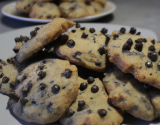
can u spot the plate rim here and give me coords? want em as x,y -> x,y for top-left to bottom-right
1,1 -> 116,23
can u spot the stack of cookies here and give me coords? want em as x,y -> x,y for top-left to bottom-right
16,0 -> 106,19
0,18 -> 160,125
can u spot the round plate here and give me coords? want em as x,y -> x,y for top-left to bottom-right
1,1 -> 116,23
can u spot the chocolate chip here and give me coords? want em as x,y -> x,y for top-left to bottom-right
145,61 -> 153,68
127,38 -> 133,46
0,84 -> 2,88
32,100 -> 36,104
39,83 -> 47,90
105,34 -> 110,45
20,99 -> 28,106
35,27 -> 40,31
91,85 -> 99,93
13,48 -> 19,53
129,27 -> 136,34
148,52 -> 158,62
98,109 -> 107,117
87,77 -> 94,84
0,65 -> 2,69
61,69 -> 72,78
81,32 -> 88,39
90,28 -> 95,33
85,1 -> 91,5
0,73 -> 4,78
135,38 -> 143,43
76,23 -> 80,28
38,71 -> 46,79
136,32 -> 141,35
95,61 -> 101,66
148,45 -> 155,51
38,64 -> 44,70
67,39 -> 75,48
113,34 -> 118,40
37,2 -> 44,7
101,28 -> 108,35
143,38 -> 147,43
71,30 -> 76,33
21,36 -> 29,42
67,109 -> 75,117
151,39 -> 155,45
2,76 -> 9,83
47,15 -> 52,19
14,37 -> 20,42
78,100 -> 85,108
22,82 -> 32,93
134,43 -> 143,52
80,82 -> 88,91
87,110 -> 92,114
158,51 -> 160,55
80,27 -> 85,30
46,102 -> 54,113
120,27 -> 126,34
122,43 -> 131,51
98,46 -> 105,55
70,6 -> 75,11
30,30 -> 37,39
52,84 -> 60,94
73,51 -> 82,61
10,82 -> 15,89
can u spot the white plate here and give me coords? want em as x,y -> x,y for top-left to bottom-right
0,23 -> 159,125
1,1 -> 116,23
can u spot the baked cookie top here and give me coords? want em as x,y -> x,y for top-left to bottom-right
0,59 -> 18,96
56,25 -> 109,72
12,59 -> 78,124
107,27 -> 160,89
16,18 -> 75,63
60,77 -> 123,125
29,2 -> 60,19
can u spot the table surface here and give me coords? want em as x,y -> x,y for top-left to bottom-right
0,0 -> 160,40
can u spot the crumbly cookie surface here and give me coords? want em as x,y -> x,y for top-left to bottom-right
108,28 -> 160,89
29,2 -> 60,19
16,18 -> 75,63
12,59 -> 78,124
60,77 -> 123,125
103,69 -> 160,121
0,59 -> 18,96
56,25 -> 109,72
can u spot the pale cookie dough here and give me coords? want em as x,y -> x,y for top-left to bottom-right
107,27 -> 160,89
11,59 -> 78,124
60,77 -> 123,125
16,18 -> 75,63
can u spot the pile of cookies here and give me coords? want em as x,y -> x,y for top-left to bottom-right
0,18 -> 160,125
16,0 -> 106,19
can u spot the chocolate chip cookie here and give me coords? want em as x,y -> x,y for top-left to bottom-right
103,69 -> 159,121
16,18 -> 75,63
0,59 -> 18,96
107,27 -> 160,89
60,77 -> 123,125
16,0 -> 36,14
11,59 -> 78,124
29,2 -> 60,19
56,25 -> 109,72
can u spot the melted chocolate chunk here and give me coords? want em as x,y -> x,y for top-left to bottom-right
10,82 -> 15,89
136,32 -> 141,35
80,82 -> 88,91
101,28 -> 108,35
21,36 -> 29,42
67,109 -> 75,117
39,83 -> 47,90
30,30 -> 37,39
129,27 -> 136,34
127,38 -> 133,46
98,109 -> 107,117
135,38 -> 143,43
87,77 -> 94,84
22,82 -> 32,93
120,27 -> 126,34
20,99 -> 28,106
145,61 -> 153,68
122,43 -> 131,51
95,61 -> 101,66
148,45 -> 155,51
134,43 -> 143,52
0,73 -> 4,78
148,52 -> 158,62
98,46 -> 105,55
81,32 -> 88,39
76,23 -> 80,28
14,37 -> 20,43
80,27 -> 85,30
91,85 -> 99,93
61,69 -> 72,78
13,48 -> 19,53
52,84 -> 60,94
78,100 -> 85,108
2,76 -> 9,83
73,51 -> 82,61
38,71 -> 46,79
67,39 -> 75,48
71,29 -> 76,33
90,28 -> 95,33
151,39 -> 155,45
